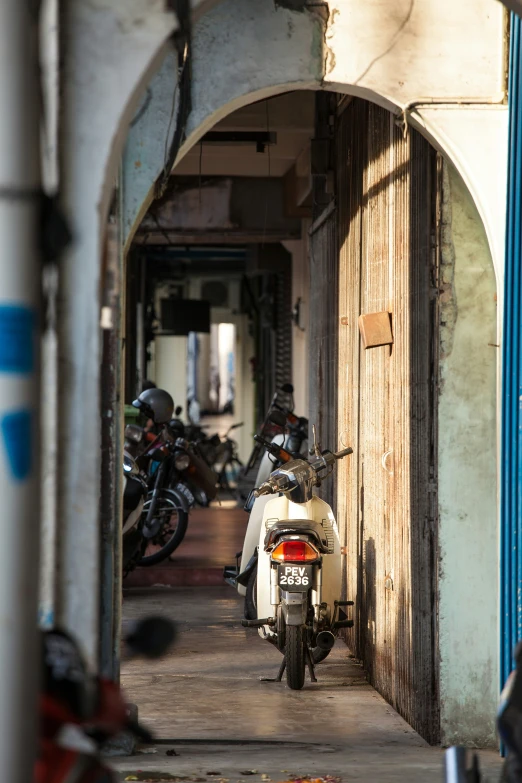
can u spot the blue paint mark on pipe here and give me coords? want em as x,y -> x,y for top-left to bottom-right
37,608 -> 54,629
0,410 -> 32,481
502,13 -> 522,690
0,305 -> 34,374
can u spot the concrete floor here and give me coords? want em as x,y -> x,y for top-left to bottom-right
115,586 -> 503,782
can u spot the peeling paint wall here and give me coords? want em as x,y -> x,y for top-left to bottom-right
438,162 -> 498,746
120,0 -> 507,284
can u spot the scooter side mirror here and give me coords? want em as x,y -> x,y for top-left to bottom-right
124,617 -> 177,659
269,410 -> 287,428
175,406 -> 183,416
125,424 -> 144,444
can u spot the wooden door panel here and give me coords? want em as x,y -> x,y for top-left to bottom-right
334,98 -> 439,742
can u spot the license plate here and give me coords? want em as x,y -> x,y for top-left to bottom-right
277,564 -> 313,591
175,482 -> 194,506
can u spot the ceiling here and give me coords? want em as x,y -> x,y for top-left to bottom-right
173,91 -> 315,179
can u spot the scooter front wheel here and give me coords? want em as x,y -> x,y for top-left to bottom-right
286,625 -> 306,690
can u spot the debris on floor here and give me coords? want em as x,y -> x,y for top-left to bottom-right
125,776 -> 206,782
279,777 -> 341,783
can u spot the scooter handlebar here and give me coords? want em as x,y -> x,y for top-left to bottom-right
334,447 -> 353,459
254,482 -> 274,498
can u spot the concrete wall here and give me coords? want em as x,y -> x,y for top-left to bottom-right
120,0 -> 507,298
437,162 -> 498,746
154,336 -> 188,409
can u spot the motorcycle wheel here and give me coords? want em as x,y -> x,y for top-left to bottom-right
136,493 -> 189,566
246,563 -> 331,663
244,568 -> 257,621
286,625 -> 306,690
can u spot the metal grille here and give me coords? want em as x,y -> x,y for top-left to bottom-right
308,203 -> 339,514
275,266 -> 293,390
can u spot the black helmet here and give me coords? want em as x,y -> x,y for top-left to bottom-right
132,388 -> 174,425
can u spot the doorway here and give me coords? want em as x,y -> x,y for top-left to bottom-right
120,88 -> 497,752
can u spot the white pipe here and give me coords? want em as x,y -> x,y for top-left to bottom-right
38,0 -> 59,631
0,1 -> 42,779
55,2 -> 101,669
39,267 -> 58,628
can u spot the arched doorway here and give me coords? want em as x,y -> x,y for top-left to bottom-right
121,85 -> 497,747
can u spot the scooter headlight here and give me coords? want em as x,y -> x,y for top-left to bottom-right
271,540 -> 319,563
174,452 -> 191,471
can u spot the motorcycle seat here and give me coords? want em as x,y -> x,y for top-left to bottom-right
264,519 -> 334,554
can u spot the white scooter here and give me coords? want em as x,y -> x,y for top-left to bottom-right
240,429 -> 353,690
224,410 -> 309,613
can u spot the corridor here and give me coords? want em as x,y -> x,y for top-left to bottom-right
116,587 -> 502,782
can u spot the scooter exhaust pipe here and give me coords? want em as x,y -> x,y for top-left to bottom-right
316,631 -> 335,651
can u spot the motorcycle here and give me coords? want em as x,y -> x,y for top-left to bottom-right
36,616 -> 176,783
213,421 -> 244,496
239,427 -> 353,690
122,450 -> 148,574
134,428 -> 218,566
252,408 -> 308,496
237,383 -> 296,500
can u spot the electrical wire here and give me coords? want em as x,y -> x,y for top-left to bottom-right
151,211 -> 175,246
262,100 -> 272,247
155,0 -> 192,199
198,141 -> 203,212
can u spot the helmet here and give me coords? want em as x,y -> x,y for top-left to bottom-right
132,388 -> 174,425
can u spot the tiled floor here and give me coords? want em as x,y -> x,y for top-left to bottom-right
123,506 -> 248,587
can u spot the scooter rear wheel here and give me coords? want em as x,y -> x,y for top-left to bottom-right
286,625 -> 306,690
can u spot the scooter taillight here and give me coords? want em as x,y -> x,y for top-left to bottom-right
271,540 -> 319,563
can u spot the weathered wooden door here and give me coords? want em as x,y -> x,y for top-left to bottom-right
309,202 -> 338,512
335,99 -> 439,742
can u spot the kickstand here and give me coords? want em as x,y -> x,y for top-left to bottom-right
276,656 -> 287,682
260,656 -> 286,683
305,646 -> 317,683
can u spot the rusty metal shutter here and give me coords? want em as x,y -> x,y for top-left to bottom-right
275,264 -> 293,391
335,99 -> 439,742
309,202 -> 338,512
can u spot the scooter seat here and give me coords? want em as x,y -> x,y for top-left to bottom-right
264,519 -> 334,554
